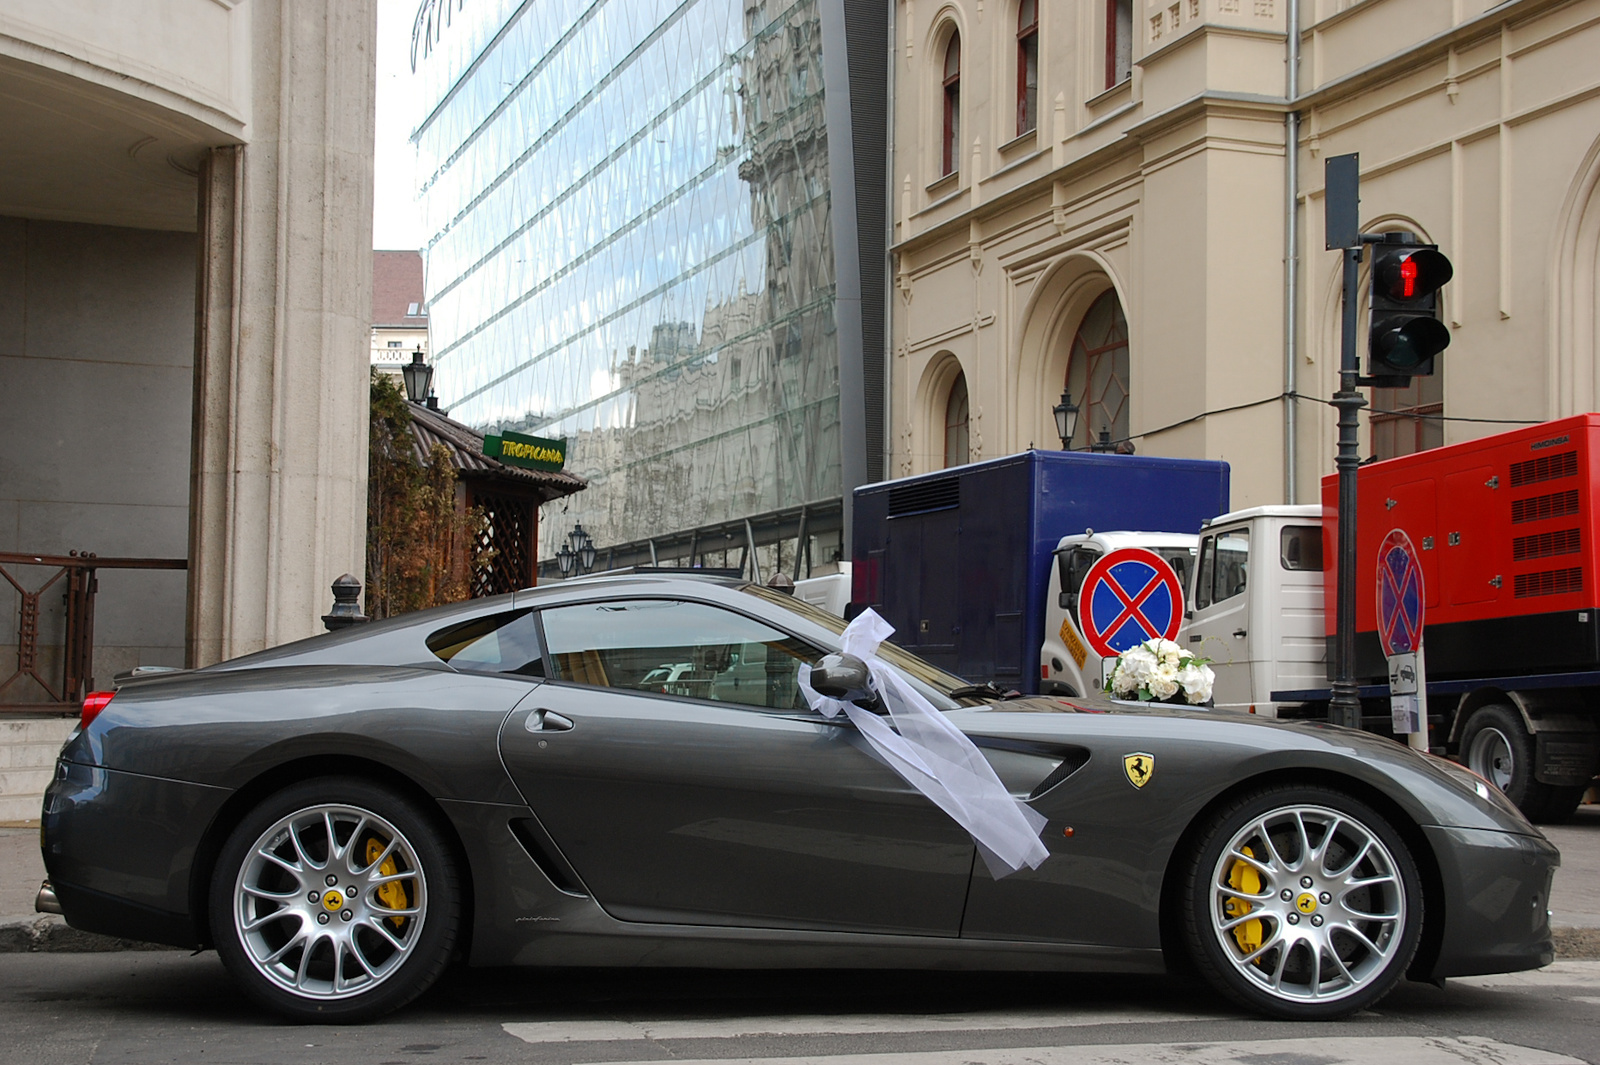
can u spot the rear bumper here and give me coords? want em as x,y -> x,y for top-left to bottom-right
1423,824 -> 1558,979
41,759 -> 229,949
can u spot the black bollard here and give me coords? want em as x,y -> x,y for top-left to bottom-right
322,573 -> 370,631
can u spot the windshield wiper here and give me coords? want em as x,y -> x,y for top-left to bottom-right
947,682 -> 1023,701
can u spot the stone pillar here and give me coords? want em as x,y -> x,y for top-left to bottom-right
187,0 -> 376,667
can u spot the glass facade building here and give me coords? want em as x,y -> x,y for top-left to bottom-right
410,0 -> 885,571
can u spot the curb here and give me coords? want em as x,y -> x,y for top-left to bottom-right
0,914 -> 179,954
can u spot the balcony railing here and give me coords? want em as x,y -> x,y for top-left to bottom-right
0,552 -> 187,715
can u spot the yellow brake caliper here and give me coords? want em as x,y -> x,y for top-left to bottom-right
366,837 -> 408,929
1224,845 -> 1264,956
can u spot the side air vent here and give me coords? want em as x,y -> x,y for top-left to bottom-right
1510,450 -> 1578,487
1513,528 -> 1581,561
1514,567 -> 1583,599
1511,489 -> 1580,524
888,477 -> 960,518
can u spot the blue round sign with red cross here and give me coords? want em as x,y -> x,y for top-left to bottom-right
1077,548 -> 1185,659
1377,529 -> 1425,656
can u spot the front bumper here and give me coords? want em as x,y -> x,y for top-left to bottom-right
1423,824 -> 1558,979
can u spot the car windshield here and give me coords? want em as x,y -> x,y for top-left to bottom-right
741,583 -> 984,708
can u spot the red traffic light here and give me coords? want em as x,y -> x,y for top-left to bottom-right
1374,247 -> 1452,302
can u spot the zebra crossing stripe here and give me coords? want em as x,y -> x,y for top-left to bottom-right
563,1036 -> 1581,1065
503,1005 -> 1225,1044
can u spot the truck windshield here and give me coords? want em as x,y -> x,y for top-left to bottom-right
1156,547 -> 1194,592
741,584 -> 977,708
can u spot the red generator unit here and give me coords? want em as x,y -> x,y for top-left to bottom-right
1321,413 -> 1600,683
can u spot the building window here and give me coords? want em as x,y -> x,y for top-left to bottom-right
1106,0 -> 1132,90
942,32 -> 961,176
1063,290 -> 1130,450
387,340 -> 404,348
1017,0 -> 1038,136
944,371 -> 970,467
1370,375 -> 1443,460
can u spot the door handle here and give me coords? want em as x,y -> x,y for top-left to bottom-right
1232,629 -> 1247,638
526,709 -> 574,732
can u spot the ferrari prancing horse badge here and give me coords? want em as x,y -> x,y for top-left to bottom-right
1123,752 -> 1155,789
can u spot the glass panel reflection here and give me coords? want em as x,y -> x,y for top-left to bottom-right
413,0 -> 842,557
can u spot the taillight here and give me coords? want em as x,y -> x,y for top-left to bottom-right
81,690 -> 116,729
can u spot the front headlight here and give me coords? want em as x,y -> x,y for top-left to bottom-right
1421,750 -> 1531,824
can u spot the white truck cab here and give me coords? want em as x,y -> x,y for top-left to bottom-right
1040,531 -> 1199,697
1183,504 -> 1325,715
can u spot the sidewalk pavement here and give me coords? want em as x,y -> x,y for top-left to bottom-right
5,810 -> 1600,955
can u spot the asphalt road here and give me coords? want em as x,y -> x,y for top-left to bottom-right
5,952 -> 1600,1065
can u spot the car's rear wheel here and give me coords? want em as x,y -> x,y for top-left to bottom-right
209,777 -> 459,1023
1182,785 -> 1422,1020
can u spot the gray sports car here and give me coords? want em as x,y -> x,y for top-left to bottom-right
39,575 -> 1557,1023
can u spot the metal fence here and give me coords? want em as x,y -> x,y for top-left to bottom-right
0,552 -> 187,715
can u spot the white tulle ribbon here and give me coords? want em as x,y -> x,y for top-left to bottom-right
797,608 -> 1050,879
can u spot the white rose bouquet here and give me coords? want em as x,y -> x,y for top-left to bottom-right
1104,638 -> 1214,706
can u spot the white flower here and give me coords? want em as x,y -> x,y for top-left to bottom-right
1148,672 -> 1179,700
1177,661 -> 1215,704
1111,666 -> 1139,696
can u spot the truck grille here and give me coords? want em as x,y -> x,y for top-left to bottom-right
1510,449 -> 1578,487
1513,527 -> 1582,561
1514,567 -> 1584,598
1511,489 -> 1580,524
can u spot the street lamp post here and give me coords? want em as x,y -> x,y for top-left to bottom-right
400,347 -> 433,404
1052,391 -> 1080,450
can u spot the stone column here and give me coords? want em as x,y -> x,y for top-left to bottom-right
188,0 -> 376,667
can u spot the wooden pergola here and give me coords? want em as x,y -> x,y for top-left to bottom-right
405,402 -> 587,595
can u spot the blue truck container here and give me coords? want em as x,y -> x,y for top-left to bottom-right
851,450 -> 1231,693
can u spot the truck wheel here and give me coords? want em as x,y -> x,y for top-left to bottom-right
1459,704 -> 1580,823
1181,784 -> 1422,1019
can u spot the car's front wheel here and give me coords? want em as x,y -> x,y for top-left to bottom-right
1182,785 -> 1423,1020
209,777 -> 460,1022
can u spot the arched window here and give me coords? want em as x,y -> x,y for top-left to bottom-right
1370,372 -> 1443,459
944,372 -> 970,467
942,33 -> 961,176
1063,290 -> 1129,450
1017,0 -> 1038,136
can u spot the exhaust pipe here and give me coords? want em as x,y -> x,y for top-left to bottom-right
35,880 -> 63,915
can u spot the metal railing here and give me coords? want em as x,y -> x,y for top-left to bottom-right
0,552 -> 188,715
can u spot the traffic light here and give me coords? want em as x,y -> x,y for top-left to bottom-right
1367,236 -> 1453,381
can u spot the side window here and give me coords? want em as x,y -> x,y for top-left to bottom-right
1056,547 -> 1101,609
539,599 -> 822,711
1196,529 -> 1250,609
427,610 -> 546,677
1157,547 -> 1194,598
1280,525 -> 1324,571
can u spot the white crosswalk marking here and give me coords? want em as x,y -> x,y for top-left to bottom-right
503,1005 -> 1227,1044
564,1036 -> 1582,1065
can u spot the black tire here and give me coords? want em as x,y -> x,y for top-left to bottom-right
209,777 -> 460,1023
1459,704 -> 1581,823
1181,784 -> 1423,1020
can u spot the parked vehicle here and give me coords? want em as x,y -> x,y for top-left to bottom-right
852,450 -> 1230,693
1039,530 -> 1199,697
41,575 -> 1556,1023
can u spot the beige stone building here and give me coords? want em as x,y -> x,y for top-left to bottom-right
0,1 -> 376,819
890,0 -> 1600,508
371,249 -> 430,381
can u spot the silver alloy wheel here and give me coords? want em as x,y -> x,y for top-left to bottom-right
1208,803 -> 1406,1004
232,804 -> 428,1000
1467,726 -> 1516,792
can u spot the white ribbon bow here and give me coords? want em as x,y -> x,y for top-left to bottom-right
798,609 -> 1050,879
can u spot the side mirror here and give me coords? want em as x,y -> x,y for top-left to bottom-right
809,653 -> 877,706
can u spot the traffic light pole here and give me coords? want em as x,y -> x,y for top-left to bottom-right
1329,243 -> 1366,731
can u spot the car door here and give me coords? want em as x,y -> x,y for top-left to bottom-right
1185,526 -> 1253,708
497,596 -> 976,936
